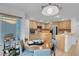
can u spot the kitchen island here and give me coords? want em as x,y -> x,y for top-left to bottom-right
56,32 -> 77,52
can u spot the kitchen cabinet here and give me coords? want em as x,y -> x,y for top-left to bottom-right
37,23 -> 45,29
40,32 -> 52,48
29,20 -> 52,30
62,20 -> 71,29
29,20 -> 37,29
57,20 -> 71,33
57,20 -> 71,29
58,22 -> 63,29
67,21 -> 71,29
41,24 -> 45,29
45,23 -> 51,30
56,34 -> 65,51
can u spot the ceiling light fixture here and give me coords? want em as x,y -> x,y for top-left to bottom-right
41,3 -> 62,16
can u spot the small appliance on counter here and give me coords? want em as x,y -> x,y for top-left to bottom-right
27,39 -> 43,46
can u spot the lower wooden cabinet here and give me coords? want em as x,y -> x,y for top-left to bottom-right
56,34 -> 65,51
40,32 -> 52,48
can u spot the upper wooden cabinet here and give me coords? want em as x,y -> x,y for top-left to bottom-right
66,20 -> 71,29
62,20 -> 71,29
56,22 -> 63,29
56,20 -> 71,33
37,23 -> 45,29
41,24 -> 45,29
44,22 -> 52,30
29,20 -> 37,29
29,20 -> 52,30
57,20 -> 71,30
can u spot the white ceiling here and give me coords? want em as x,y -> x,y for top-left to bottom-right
0,3 -> 79,21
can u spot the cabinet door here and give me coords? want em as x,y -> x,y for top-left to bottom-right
67,21 -> 71,29
63,21 -> 71,29
45,23 -> 51,29
29,21 -> 37,29
58,22 -> 63,29
62,21 -> 66,29
56,35 -> 65,51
